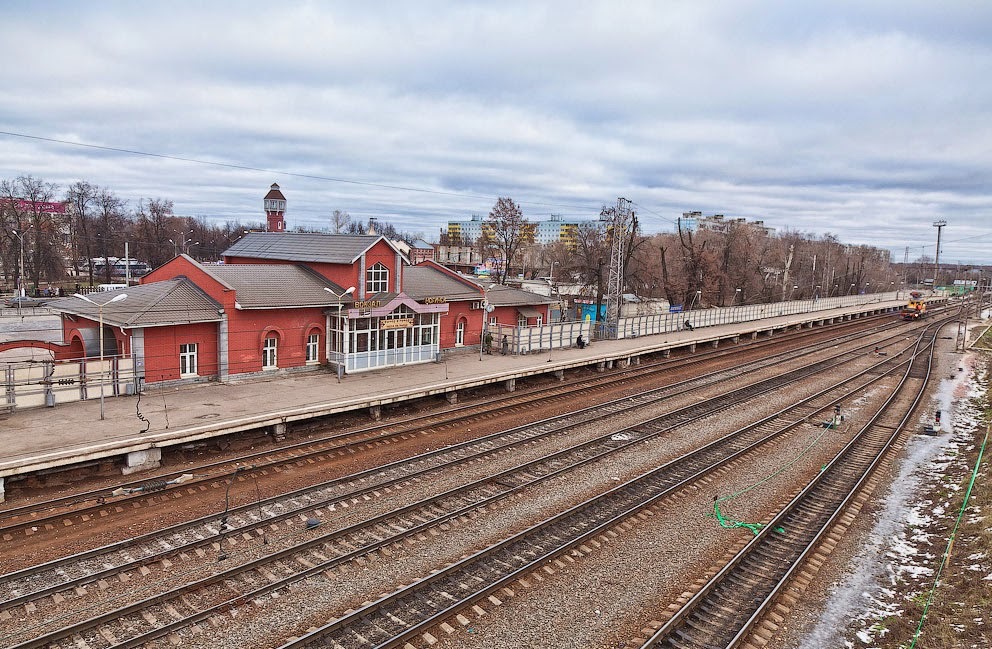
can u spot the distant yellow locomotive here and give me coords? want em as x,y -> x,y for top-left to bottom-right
901,291 -> 927,321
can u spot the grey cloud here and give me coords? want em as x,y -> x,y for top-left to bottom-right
1,1 -> 990,263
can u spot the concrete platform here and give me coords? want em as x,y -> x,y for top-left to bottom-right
0,299 -> 905,501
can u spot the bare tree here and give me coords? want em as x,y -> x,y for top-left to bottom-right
1,175 -> 65,292
66,181 -> 99,282
482,197 -> 534,285
134,198 -> 176,269
330,209 -> 351,234
572,222 -> 610,320
94,189 -> 129,282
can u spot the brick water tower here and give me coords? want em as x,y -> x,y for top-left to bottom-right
264,183 -> 287,232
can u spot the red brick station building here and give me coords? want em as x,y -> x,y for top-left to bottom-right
44,185 -> 555,387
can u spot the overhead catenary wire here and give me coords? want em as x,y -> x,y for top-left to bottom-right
0,130 -> 603,214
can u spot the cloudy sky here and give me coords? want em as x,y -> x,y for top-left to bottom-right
2,1 -> 990,264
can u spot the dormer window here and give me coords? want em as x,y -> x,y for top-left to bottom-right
366,262 -> 389,294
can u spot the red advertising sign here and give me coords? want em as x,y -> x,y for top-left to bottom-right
2,199 -> 68,214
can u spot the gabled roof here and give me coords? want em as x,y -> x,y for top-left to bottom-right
222,232 -> 406,265
402,264 -> 484,301
46,279 -> 223,328
484,283 -> 558,307
198,264 -> 353,309
458,276 -> 557,307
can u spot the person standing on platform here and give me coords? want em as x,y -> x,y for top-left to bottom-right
484,331 -> 493,355
501,335 -> 509,355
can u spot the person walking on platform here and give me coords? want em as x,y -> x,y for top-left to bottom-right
501,335 -> 509,355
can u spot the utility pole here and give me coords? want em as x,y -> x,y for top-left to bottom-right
605,197 -> 633,337
903,246 -> 909,293
932,220 -> 946,289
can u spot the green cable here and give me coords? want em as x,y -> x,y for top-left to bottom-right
709,423 -> 832,535
904,421 -> 990,649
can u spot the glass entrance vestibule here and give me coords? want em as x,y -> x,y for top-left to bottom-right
327,296 -> 448,375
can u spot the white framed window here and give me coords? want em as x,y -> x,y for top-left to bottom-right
179,343 -> 198,377
536,315 -> 543,326
419,324 -> 433,345
366,262 -> 389,294
517,314 -> 528,328
263,336 -> 278,369
305,333 -> 320,364
455,321 -> 465,346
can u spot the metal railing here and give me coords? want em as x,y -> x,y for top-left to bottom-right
2,354 -> 138,412
597,291 -> 902,340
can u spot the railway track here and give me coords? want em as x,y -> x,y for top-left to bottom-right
269,323 -> 942,649
0,319 -> 934,648
0,318 -> 907,625
637,318 -> 946,649
0,313 -> 906,539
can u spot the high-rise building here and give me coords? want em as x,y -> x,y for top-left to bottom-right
446,213 -> 601,249
679,211 -> 776,237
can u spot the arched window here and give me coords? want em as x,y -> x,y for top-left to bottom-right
366,262 -> 389,294
455,319 -> 466,346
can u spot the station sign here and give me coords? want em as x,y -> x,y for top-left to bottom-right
381,318 -> 415,330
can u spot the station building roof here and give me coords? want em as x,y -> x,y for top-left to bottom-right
468,281 -> 558,308
46,279 -> 223,328
402,264 -> 484,301
223,232 -> 406,265
198,264 -> 352,310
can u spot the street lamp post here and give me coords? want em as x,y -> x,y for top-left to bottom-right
324,286 -> 355,382
479,284 -> 495,362
11,226 -> 32,315
169,230 -> 198,256
685,289 -> 701,329
74,292 -> 127,420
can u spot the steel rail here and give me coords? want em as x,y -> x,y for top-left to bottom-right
639,317 -> 947,648
3,326 -> 919,648
0,313 -> 901,530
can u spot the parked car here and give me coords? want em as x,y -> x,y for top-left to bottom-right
4,296 -> 53,308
